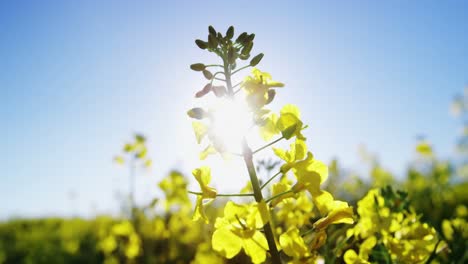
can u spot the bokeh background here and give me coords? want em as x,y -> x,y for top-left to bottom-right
1,1 -> 467,263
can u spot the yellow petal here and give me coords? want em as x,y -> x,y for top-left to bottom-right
212,227 -> 243,259
279,227 -> 309,259
192,121 -> 208,144
243,231 -> 268,264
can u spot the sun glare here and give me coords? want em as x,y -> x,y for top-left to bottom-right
211,98 -> 252,153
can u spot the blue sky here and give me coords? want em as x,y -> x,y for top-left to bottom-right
1,0 -> 467,218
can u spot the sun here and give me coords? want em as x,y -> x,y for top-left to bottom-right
210,97 -> 252,153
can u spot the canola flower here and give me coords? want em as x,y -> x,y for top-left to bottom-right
345,187 -> 440,264
187,25 -> 355,264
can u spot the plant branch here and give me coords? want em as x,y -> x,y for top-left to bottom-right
188,190 -> 254,197
232,81 -> 243,89
231,65 -> 251,75
265,190 -> 294,203
253,136 -> 285,155
205,64 -> 224,68
260,171 -> 282,190
242,138 -> 282,264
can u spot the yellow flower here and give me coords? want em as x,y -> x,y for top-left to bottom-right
212,201 -> 268,264
347,188 -> 439,263
277,104 -> 305,140
158,171 -> 191,211
273,139 -> 307,173
192,166 -> 217,223
242,68 -> 284,109
279,227 -> 316,263
343,236 -> 376,264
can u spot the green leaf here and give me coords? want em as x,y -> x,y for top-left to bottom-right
369,243 -> 392,264
190,63 -> 206,71
226,26 -> 234,39
195,39 -> 208,49
250,53 -> 264,66
203,70 -> 213,80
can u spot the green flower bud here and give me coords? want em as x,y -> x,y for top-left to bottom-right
208,25 -> 216,36
245,33 -> 255,43
250,53 -> 264,66
227,46 -> 237,64
236,32 -> 248,44
265,89 -> 276,105
187,107 -> 207,119
195,84 -> 212,98
208,34 -> 218,49
226,26 -> 234,39
241,42 -> 253,55
190,63 -> 206,71
195,39 -> 208,49
202,70 -> 213,80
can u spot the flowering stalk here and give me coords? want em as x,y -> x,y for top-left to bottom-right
222,49 -> 282,262
242,138 -> 282,263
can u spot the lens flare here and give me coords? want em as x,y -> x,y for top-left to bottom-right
211,98 -> 252,153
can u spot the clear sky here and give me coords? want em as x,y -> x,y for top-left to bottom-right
1,0 -> 467,219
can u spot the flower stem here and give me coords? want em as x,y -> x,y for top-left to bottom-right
231,65 -> 251,75
188,190 -> 254,197
242,138 -> 282,264
260,171 -> 282,190
265,190 -> 294,203
253,136 -> 285,155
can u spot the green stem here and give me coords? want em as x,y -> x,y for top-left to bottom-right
188,190 -> 254,197
242,139 -> 282,264
231,65 -> 250,75
205,64 -> 224,68
261,171 -> 282,190
232,81 -> 243,89
223,59 -> 234,96
300,227 -> 315,237
224,56 -> 281,263
266,190 -> 294,203
253,136 -> 285,155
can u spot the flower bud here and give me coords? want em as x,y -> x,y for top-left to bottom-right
250,53 -> 264,66
202,70 -> 213,80
195,39 -> 208,49
190,63 -> 206,71
187,108 -> 207,119
226,26 -> 234,39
